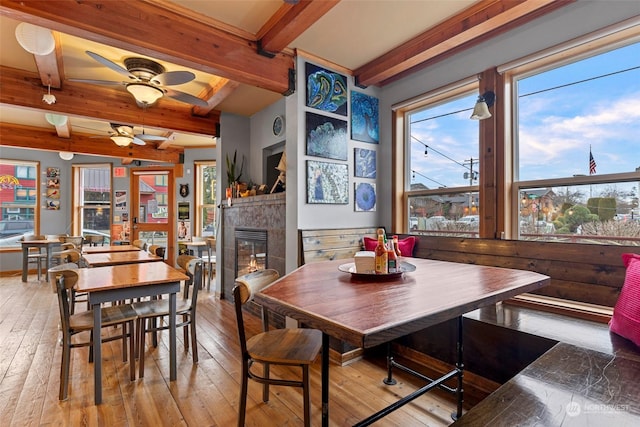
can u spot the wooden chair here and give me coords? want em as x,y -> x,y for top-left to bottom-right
176,254 -> 200,288
132,261 -> 203,378
132,239 -> 147,251
148,244 -> 166,260
233,269 -> 322,427
22,234 -> 48,280
54,269 -> 137,400
84,235 -> 105,246
201,237 -> 216,291
61,235 -> 84,251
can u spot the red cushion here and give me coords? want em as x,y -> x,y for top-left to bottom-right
363,236 -> 416,257
609,253 -> 640,348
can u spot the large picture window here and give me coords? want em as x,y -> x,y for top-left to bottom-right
402,81 -> 481,236
0,159 -> 38,249
195,161 -> 217,237
72,164 -> 112,243
510,38 -> 640,244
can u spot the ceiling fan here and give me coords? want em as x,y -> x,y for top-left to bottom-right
79,122 -> 168,147
70,51 -> 208,108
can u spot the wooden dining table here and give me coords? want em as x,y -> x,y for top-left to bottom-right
82,244 -> 140,254
255,257 -> 550,427
81,250 -> 161,267
20,239 -> 61,282
75,262 -> 189,405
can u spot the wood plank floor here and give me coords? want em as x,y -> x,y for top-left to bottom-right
0,272 -> 456,426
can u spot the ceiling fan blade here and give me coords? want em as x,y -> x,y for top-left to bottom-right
68,78 -> 124,86
151,71 -> 195,86
86,50 -> 137,79
164,88 -> 209,107
137,134 -> 168,141
132,136 -> 146,146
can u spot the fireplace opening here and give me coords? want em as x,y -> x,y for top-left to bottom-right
235,228 -> 267,278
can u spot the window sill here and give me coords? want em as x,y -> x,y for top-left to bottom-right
505,294 -> 613,324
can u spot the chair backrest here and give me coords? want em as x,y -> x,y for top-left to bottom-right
62,236 -> 84,250
232,269 -> 280,353
55,249 -> 81,264
54,269 -> 80,332
46,234 -> 67,242
48,263 -> 79,293
84,235 -> 105,246
148,244 -> 166,259
186,261 -> 203,305
132,239 -> 147,250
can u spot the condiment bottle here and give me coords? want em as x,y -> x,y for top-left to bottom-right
393,235 -> 402,258
387,239 -> 398,273
374,233 -> 388,274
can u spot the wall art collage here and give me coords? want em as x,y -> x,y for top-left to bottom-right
45,167 -> 60,210
304,62 -> 379,211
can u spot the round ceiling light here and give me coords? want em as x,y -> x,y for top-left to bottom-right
15,22 -> 55,56
59,152 -> 74,161
45,113 -> 68,126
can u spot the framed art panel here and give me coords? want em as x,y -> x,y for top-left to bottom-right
305,62 -> 348,116
351,91 -> 379,143
354,147 -> 376,178
354,182 -> 376,212
307,160 -> 349,204
306,112 -> 348,161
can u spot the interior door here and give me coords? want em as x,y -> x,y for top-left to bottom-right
130,168 -> 175,263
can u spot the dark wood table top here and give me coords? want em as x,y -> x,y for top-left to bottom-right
255,257 -> 550,349
75,262 -> 188,293
451,341 -> 640,426
82,244 -> 140,254
81,251 -> 162,267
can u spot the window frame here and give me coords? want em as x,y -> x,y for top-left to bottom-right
72,163 -> 113,239
194,161 -> 217,238
0,158 -> 39,249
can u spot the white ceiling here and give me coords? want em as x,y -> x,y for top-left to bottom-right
0,0 -> 476,149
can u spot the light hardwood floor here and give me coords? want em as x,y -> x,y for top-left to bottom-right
0,271 -> 456,426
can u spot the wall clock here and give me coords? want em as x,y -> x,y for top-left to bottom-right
272,115 -> 285,136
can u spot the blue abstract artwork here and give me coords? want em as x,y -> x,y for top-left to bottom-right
306,63 -> 348,116
307,160 -> 349,204
351,91 -> 379,143
354,182 -> 376,212
354,148 -> 376,178
306,112 -> 348,161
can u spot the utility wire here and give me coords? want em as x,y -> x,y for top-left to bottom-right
411,135 -> 474,172
411,169 -> 447,188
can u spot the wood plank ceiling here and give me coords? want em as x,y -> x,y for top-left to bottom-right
0,0 -> 573,163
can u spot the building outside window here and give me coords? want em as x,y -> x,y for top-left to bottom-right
403,81 -> 481,236
509,36 -> 640,245
0,159 -> 38,248
195,161 -> 217,237
72,164 -> 111,242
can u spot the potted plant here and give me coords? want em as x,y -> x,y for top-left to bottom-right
226,150 -> 245,195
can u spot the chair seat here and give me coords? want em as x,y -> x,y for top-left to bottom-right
69,304 -> 139,331
132,299 -> 191,319
247,328 -> 322,365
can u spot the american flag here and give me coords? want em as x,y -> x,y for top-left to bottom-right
589,149 -> 597,175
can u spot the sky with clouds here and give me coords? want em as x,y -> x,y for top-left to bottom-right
410,40 -> 639,193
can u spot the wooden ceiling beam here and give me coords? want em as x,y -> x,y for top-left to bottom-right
0,66 -> 219,136
192,76 -> 241,116
0,122 -> 182,163
257,0 -> 341,56
354,0 -> 575,87
0,0 -> 294,94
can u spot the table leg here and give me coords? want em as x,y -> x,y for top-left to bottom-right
22,246 -> 28,282
322,332 -> 329,427
453,315 -> 464,420
169,291 -> 177,381
93,302 -> 102,405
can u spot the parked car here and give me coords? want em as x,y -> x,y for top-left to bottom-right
0,220 -> 34,238
409,217 -> 419,230
456,215 -> 479,225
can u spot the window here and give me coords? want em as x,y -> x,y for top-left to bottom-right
0,159 -> 38,248
195,161 -> 217,237
155,175 -> 168,187
72,164 -> 111,242
509,35 -> 640,244
400,80 -> 481,236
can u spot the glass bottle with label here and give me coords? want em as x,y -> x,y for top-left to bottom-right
374,234 -> 388,274
387,239 -> 398,273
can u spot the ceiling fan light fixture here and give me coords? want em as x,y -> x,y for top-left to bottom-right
15,22 -> 55,56
59,151 -> 74,161
45,113 -> 68,126
126,83 -> 163,106
111,135 -> 133,147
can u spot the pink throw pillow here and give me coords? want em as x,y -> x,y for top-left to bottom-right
609,253 -> 640,348
363,236 -> 416,257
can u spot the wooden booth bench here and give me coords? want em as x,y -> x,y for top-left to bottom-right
390,235 -> 640,415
